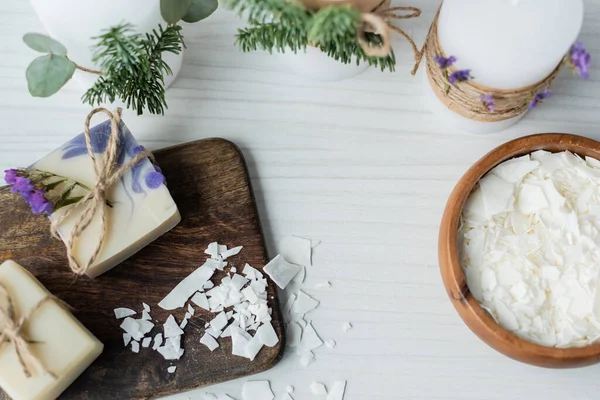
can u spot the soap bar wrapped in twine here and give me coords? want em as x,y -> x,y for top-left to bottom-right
357,0 -> 424,74
50,107 -> 154,275
0,283 -> 57,379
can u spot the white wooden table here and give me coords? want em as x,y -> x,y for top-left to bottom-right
2,1 -> 600,399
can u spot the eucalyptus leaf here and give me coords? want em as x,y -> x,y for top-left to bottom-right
160,0 -> 193,24
26,54 -> 76,97
182,0 -> 218,23
23,33 -> 68,55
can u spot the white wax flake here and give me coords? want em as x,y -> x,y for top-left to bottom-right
242,286 -> 259,304
157,340 -> 184,360
123,333 -> 132,347
142,337 -> 152,348
300,351 -> 315,367
280,235 -> 312,266
141,310 -> 152,321
479,174 -> 514,218
242,381 -> 274,400
143,303 -> 150,312
325,339 -> 336,348
200,333 -> 220,351
293,265 -> 306,284
187,304 -> 195,316
461,151 -> 600,347
310,382 -> 328,395
217,395 -> 236,400
327,381 -> 346,400
164,315 -> 185,338
158,264 -> 215,310
221,246 -> 243,260
342,322 -> 352,332
298,322 -> 323,353
203,394 -> 218,400
153,333 -> 163,350
314,281 -> 331,289
114,307 -> 136,319
286,322 -> 302,347
230,274 -> 249,291
283,395 -> 294,400
167,366 -> 177,374
206,326 -> 222,338
210,312 -> 229,331
232,331 -> 250,358
292,291 -> 319,315
205,242 -> 221,258
256,322 -> 279,347
264,255 -> 300,289
191,292 -> 210,310
242,264 -> 263,280
131,340 -> 140,353
120,317 -> 143,341
180,318 -> 189,329
204,281 -> 215,290
245,335 -> 264,361
286,385 -> 294,393
491,157 -> 539,183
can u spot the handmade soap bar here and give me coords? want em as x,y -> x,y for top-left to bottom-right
34,119 -> 181,278
0,260 -> 103,400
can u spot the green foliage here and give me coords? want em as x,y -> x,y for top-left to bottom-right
82,24 -> 185,115
161,0 -> 193,24
160,0 -> 218,23
226,0 -> 395,71
182,0 -> 219,23
26,54 -> 76,97
23,33 -> 68,55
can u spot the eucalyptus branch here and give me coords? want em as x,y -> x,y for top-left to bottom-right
75,65 -> 103,75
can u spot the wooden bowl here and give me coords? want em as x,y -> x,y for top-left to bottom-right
439,133 -> 600,368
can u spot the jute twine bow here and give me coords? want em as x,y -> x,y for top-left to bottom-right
0,283 -> 57,379
424,7 -> 563,122
50,108 -> 154,275
357,0 -> 423,74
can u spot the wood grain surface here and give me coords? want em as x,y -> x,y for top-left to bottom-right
0,138 -> 284,399
438,134 -> 600,368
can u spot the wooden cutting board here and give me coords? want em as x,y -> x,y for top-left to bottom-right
0,138 -> 284,399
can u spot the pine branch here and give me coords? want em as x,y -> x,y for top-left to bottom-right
227,0 -> 310,25
236,24 -> 308,53
82,24 -> 185,115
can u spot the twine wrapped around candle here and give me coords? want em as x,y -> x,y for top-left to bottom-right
0,283 -> 57,379
50,108 -> 154,275
424,10 -> 563,122
358,0 -> 424,73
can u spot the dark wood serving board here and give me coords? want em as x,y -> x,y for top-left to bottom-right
0,138 -> 284,399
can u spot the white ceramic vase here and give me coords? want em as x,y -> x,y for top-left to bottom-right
279,46 -> 369,81
29,0 -> 184,89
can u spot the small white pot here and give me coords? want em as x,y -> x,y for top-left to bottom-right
29,0 -> 184,89
279,46 -> 369,81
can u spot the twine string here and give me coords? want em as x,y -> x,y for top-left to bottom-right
0,283 -> 57,379
358,0 -> 422,70
50,108 -> 153,275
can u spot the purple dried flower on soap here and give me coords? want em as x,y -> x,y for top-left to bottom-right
27,189 -> 53,215
480,94 -> 495,112
568,41 -> 591,79
11,176 -> 35,197
449,69 -> 472,84
529,88 -> 552,109
4,169 -> 19,185
434,55 -> 456,69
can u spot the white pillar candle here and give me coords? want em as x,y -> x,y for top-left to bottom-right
427,0 -> 584,133
0,260 -> 103,400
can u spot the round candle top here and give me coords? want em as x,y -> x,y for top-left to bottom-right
437,0 -> 584,89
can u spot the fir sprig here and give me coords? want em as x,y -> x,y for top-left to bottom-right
82,24 -> 185,115
226,0 -> 395,71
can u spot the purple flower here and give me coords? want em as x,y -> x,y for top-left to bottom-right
449,69 -> 472,84
569,41 -> 591,79
434,55 -> 456,69
27,190 -> 52,215
4,169 -> 18,185
10,176 -> 34,196
529,88 -> 552,109
480,94 -> 495,112
145,171 -> 165,189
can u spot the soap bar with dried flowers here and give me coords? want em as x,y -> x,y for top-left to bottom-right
4,116 -> 181,278
0,260 -> 103,400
